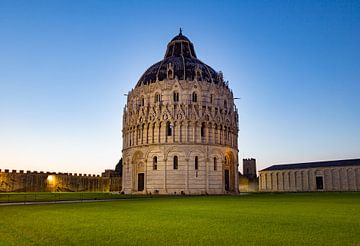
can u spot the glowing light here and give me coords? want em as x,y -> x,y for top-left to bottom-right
47,175 -> 54,182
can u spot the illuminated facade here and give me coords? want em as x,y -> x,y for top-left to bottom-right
122,31 -> 239,194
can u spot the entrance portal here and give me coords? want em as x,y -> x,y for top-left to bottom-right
316,176 -> 323,190
138,173 -> 144,191
224,170 -> 229,191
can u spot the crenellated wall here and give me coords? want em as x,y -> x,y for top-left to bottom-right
0,169 -> 121,192
239,175 -> 259,192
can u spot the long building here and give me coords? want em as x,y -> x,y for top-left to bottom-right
259,158 -> 360,192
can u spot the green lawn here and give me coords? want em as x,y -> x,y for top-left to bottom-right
0,192 -> 135,203
0,193 -> 359,245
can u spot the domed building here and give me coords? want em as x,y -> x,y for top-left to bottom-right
122,30 -> 239,194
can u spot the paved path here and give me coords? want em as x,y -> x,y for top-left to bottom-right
0,193 -> 249,206
0,198 -> 147,206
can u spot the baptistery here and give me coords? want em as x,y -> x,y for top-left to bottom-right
122,30 -> 239,194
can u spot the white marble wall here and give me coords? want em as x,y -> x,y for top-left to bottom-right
259,166 -> 360,192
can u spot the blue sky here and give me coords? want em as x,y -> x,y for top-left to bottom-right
0,0 -> 359,174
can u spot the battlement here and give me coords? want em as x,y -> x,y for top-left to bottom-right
0,169 -> 101,177
0,168 -> 121,193
242,158 -> 257,180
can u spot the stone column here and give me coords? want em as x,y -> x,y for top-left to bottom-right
206,124 -> 210,144
144,159 -> 147,193
231,132 -> 234,147
129,129 -> 132,146
205,157 -> 209,193
131,162 -> 135,193
198,123 -> 202,143
218,126 -> 221,145
309,170 -> 315,191
131,128 -> 133,146
122,131 -> 125,148
263,173 -> 267,191
185,158 -> 189,194
158,123 -> 161,143
208,125 -> 212,144
222,159 -> 225,193
213,125 -> 217,144
234,154 -> 239,194
280,172 -> 284,191
178,122 -> 182,143
222,126 -> 225,145
174,121 -> 178,142
186,122 -> 189,143
171,121 -> 175,143
329,169 -> 334,191
324,169 -> 331,191
151,124 -> 154,144
135,127 -> 138,145
128,129 -> 130,147
163,158 -> 167,193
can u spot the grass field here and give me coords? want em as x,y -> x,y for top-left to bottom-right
0,193 -> 359,245
0,192 -> 135,203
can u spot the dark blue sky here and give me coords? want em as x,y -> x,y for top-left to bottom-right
0,0 -> 359,173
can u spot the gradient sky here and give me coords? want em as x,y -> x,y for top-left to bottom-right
0,0 -> 359,174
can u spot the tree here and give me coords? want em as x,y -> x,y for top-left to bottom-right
115,158 -> 123,177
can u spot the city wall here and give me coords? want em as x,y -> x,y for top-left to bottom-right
238,175 -> 259,192
0,169 -> 121,192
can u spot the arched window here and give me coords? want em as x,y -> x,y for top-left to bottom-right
214,157 -> 217,171
154,93 -> 161,103
173,91 -> 179,102
136,125 -> 140,144
210,94 -> 214,103
168,69 -> 173,79
224,100 -> 227,108
153,156 -> 157,170
195,156 -> 198,170
201,122 -> 206,138
192,92 -> 197,103
166,121 -> 172,136
141,97 -> 145,106
173,156 -> 178,170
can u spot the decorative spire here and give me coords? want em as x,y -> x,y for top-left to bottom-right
179,27 -> 182,35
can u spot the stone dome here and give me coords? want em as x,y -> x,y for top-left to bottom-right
136,30 -> 224,87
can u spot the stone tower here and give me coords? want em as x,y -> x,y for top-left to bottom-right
243,158 -> 257,180
121,31 -> 239,195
